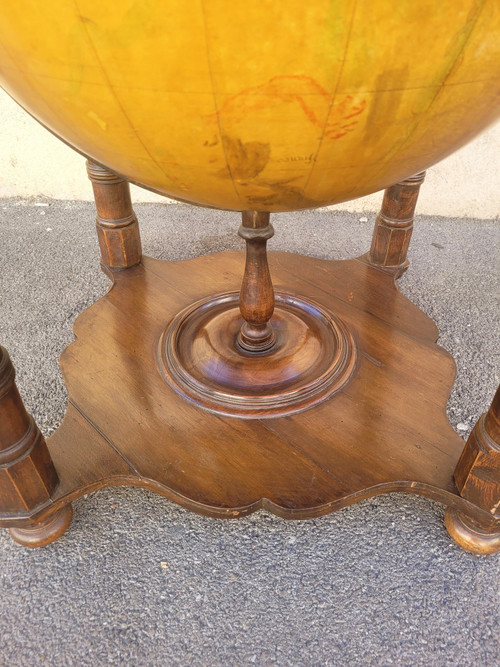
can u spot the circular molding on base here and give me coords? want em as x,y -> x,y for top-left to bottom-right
445,508 -> 500,554
9,504 -> 73,548
158,291 -> 357,418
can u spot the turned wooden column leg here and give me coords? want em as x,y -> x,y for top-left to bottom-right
0,347 -> 72,547
86,160 -> 142,271
237,211 -> 276,353
368,171 -> 426,277
445,386 -> 500,554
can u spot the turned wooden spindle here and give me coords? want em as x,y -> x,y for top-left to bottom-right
86,160 -> 142,270
445,386 -> 500,554
0,346 -> 72,547
369,171 -> 426,276
237,211 -> 276,353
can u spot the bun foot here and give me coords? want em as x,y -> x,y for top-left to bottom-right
9,504 -> 73,548
445,508 -> 500,554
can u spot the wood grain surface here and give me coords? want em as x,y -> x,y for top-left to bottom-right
2,250 -> 496,536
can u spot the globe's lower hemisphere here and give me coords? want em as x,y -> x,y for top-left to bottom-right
1,1 -> 499,211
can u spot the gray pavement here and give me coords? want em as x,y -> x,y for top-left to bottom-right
0,198 -> 499,666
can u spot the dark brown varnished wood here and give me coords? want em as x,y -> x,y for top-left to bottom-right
445,386 -> 500,553
1,251 -> 498,548
0,346 -> 59,511
2,167 -> 498,553
9,504 -> 73,548
157,210 -> 356,417
86,160 -> 142,270
0,345 -> 73,546
157,289 -> 356,417
367,171 -> 426,277
237,211 -> 276,352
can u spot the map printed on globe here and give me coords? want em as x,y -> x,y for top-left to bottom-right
0,1 -> 499,211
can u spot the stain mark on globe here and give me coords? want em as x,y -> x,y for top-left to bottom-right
221,136 -> 271,181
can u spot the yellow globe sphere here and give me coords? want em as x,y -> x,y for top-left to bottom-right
1,1 -> 499,211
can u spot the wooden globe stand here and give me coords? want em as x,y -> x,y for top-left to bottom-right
1,164 -> 499,553
157,210 -> 356,418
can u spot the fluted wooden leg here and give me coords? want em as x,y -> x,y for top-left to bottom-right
368,171 -> 426,277
86,161 -> 142,271
0,346 -> 72,547
445,386 -> 500,554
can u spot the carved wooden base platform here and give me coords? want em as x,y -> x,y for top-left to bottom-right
2,251 -> 499,549
2,168 -> 498,553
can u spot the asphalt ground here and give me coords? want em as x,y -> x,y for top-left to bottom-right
0,198 -> 499,666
